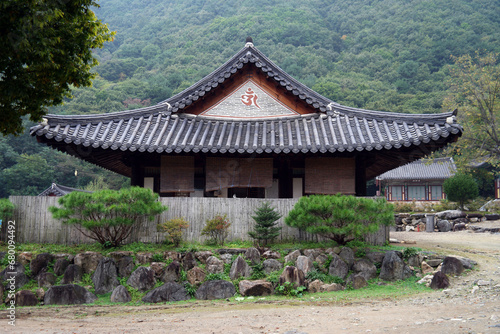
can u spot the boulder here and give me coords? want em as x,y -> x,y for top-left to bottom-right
453,222 -> 467,231
142,282 -> 190,303
307,279 -> 324,293
182,252 -> 198,271
421,261 -> 434,275
150,262 -> 167,278
195,251 -> 213,264
430,271 -> 450,289
61,264 -> 83,284
303,249 -> 321,261
74,252 -> 103,274
161,261 -> 182,283
187,267 -> 206,286
135,252 -> 154,265
127,266 -> 156,292
322,283 -> 343,292
379,251 -> 412,281
15,290 -> 38,307
437,220 -> 452,232
325,247 -> 341,255
284,250 -> 301,264
110,285 -> 132,303
115,256 -> 135,278
92,257 -> 119,295
54,253 -> 74,263
296,256 -> 314,275
279,266 -> 305,288
229,256 -> 252,280
239,280 -> 273,297
206,256 -> 224,274
347,274 -> 368,289
262,259 -> 283,274
441,257 -> 464,276
339,247 -> 355,269
407,254 -> 424,268
195,280 -> 235,300
314,254 -> 329,273
54,258 -> 70,276
352,259 -> 377,281
453,256 -> 476,270
17,252 -> 33,266
30,253 -> 54,277
35,288 -> 45,301
1,262 -> 29,289
164,251 -> 181,262
435,210 -> 465,220
219,254 -> 233,264
262,250 -> 280,259
328,254 -> 349,280
37,272 -> 57,288
244,248 -> 261,265
44,284 -> 97,305
426,257 -> 444,267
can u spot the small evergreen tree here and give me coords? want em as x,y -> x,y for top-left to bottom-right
443,173 -> 479,210
249,202 -> 282,246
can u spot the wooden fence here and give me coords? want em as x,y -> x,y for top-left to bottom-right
6,196 -> 389,246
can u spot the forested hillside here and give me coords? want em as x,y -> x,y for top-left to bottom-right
1,0 -> 499,197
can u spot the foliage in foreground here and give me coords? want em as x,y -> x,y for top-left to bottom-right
49,187 -> 168,247
248,202 -> 282,246
443,173 -> 479,210
285,194 -> 394,245
0,198 -> 15,221
201,214 -> 231,246
158,217 -> 189,247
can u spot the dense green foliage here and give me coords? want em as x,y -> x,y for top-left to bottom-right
49,187 -> 168,247
443,173 -> 480,210
285,195 -> 394,245
2,0 -> 500,196
0,198 -> 15,221
201,214 -> 231,245
248,202 -> 282,246
158,217 -> 189,247
0,0 -> 115,136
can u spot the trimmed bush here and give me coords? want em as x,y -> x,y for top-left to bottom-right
201,214 -> 231,245
443,173 -> 479,210
158,217 -> 189,247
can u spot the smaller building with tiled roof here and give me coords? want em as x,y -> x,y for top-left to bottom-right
38,183 -> 91,197
376,157 -> 456,201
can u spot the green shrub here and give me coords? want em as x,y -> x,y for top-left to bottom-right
275,282 -> 306,297
305,270 -> 344,285
0,198 -> 15,221
201,214 -> 231,246
158,217 -> 189,247
402,247 -> 419,260
285,194 -> 394,245
392,201 -> 415,213
443,174 -> 479,210
49,187 -> 168,247
248,202 -> 282,246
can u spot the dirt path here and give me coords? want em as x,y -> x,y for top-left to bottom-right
5,229 -> 500,334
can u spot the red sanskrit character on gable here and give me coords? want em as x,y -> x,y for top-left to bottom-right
241,87 -> 260,109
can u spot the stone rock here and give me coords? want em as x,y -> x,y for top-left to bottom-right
206,256 -> 224,274
325,247 -> 341,255
142,282 -> 190,303
17,252 -> 33,266
35,288 -> 45,300
347,274 -> 368,289
135,252 -> 154,265
161,261 -> 182,283
182,252 -> 198,271
441,257 -> 464,276
239,280 -> 273,296
430,271 -> 450,289
195,280 -> 235,300
187,267 -> 206,286
296,255 -> 314,275
229,256 -> 252,280
15,290 -> 38,307
328,254 -> 349,280
74,252 -> 103,274
195,251 -> 213,264
379,251 -> 412,281
437,220 -> 452,232
426,258 -> 443,267
262,250 -> 280,259
164,251 -> 181,262
263,259 -> 283,274
453,222 -> 467,231
315,254 -> 329,273
150,262 -> 167,278
303,249 -> 321,261
284,250 -> 301,264
44,284 -> 97,305
477,280 -> 491,286
244,248 -> 261,265
219,254 -> 233,264
127,266 -> 156,292
54,253 -> 74,263
108,251 -> 134,263
407,254 -> 424,268
110,285 -> 132,303
1,262 -> 29,289
307,279 -> 324,293
436,210 -> 465,220
38,272 -> 57,288
117,256 -> 135,278
453,256 -> 476,270
61,264 -> 83,284
30,253 -> 54,277
92,257 -> 119,295
322,283 -> 343,292
339,247 -> 355,269
366,251 -> 386,265
279,266 -> 305,288
54,258 -> 70,277
352,259 -> 377,281
421,261 -> 434,275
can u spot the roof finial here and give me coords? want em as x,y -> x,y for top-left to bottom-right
245,36 -> 254,47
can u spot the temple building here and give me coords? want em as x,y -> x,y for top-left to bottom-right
31,39 -> 462,198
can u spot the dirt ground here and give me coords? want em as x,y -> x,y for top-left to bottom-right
4,223 -> 500,334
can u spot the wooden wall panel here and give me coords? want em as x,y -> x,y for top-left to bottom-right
160,156 -> 195,192
305,157 -> 355,195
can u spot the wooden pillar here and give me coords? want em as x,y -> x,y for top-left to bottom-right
278,158 -> 293,198
130,161 -> 144,187
355,155 -> 367,196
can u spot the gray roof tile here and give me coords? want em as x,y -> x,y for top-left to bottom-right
377,157 -> 457,181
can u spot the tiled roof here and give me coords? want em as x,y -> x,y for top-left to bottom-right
38,183 -> 92,196
376,157 -> 457,181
